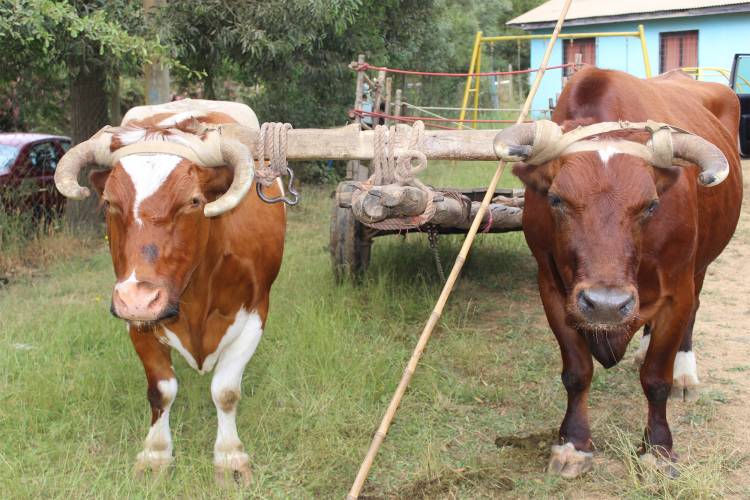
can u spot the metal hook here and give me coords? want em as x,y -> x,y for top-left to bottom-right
256,166 -> 300,206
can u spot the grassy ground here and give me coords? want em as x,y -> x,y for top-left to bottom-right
1,161 -> 748,498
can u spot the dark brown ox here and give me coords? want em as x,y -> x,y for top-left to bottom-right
495,68 -> 742,478
54,99 -> 285,485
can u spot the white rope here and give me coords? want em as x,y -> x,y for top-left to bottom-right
253,122 -> 292,187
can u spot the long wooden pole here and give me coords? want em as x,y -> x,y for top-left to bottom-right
345,1 -> 573,498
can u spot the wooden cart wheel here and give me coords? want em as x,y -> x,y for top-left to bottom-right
330,201 -> 372,282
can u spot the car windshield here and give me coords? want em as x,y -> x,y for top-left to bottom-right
0,144 -> 20,176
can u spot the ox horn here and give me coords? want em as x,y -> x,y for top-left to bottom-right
493,123 -> 537,161
669,134 -> 730,187
54,129 -> 115,199
493,120 -> 564,165
203,133 -> 255,217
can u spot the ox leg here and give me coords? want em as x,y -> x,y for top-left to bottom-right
671,304 -> 700,401
211,309 -> 264,487
537,268 -> 595,478
632,324 -> 651,368
131,327 -> 177,477
639,296 -> 694,477
671,271 -> 705,401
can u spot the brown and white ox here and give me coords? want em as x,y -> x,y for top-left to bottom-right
55,99 -> 285,484
494,68 -> 742,477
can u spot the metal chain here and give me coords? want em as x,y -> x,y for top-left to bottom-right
427,225 -> 446,282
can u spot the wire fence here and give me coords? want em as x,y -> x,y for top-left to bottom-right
351,61 -> 569,130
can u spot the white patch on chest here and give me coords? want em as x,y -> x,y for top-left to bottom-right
120,154 -> 182,225
161,308 -> 262,375
162,326 -> 199,371
202,308 -> 258,373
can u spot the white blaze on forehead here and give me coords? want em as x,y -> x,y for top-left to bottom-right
598,145 -> 621,165
157,111 -> 205,128
120,154 -> 182,225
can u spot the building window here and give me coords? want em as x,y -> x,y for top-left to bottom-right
660,30 -> 698,73
563,38 -> 596,74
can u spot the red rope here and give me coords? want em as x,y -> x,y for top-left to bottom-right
353,109 -> 527,125
352,62 -> 575,77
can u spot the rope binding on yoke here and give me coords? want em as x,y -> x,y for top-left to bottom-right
352,120 -> 440,230
252,122 -> 300,206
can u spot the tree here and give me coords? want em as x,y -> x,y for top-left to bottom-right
0,0 -> 169,227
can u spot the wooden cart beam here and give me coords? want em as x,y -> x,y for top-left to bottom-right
248,124 -> 503,162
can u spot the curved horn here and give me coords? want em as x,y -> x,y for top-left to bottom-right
493,123 -> 537,161
493,120 -> 564,165
670,134 -> 730,187
203,137 -> 255,217
54,131 -> 114,199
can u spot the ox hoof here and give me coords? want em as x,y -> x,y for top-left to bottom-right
639,451 -> 680,479
214,452 -> 252,487
134,451 -> 173,478
547,442 -> 593,479
671,377 -> 700,401
671,351 -> 700,402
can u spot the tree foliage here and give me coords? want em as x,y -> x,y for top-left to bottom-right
0,0 -> 546,133
0,0 -> 166,133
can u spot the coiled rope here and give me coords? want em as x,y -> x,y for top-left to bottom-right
352,121 -> 438,230
253,122 -> 293,187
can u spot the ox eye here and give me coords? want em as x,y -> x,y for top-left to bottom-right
190,197 -> 202,208
548,193 -> 564,210
104,200 -> 120,215
644,199 -> 659,218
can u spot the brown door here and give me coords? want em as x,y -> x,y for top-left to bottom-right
563,38 -> 596,75
660,31 -> 698,73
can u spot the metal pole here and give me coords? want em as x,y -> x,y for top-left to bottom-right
459,31 -> 483,129
481,31 -> 640,43
638,24 -> 652,78
472,47 -> 483,126
345,1 -> 574,498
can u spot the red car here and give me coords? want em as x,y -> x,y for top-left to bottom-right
0,133 -> 71,217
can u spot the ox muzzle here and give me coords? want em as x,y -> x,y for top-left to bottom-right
576,286 -> 637,326
111,277 -> 178,324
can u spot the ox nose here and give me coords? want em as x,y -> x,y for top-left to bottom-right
112,280 -> 169,322
577,287 -> 636,325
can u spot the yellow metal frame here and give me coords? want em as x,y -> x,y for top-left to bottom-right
680,67 -> 750,91
459,24 -> 653,127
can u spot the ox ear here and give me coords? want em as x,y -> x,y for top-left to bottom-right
196,166 -> 234,201
652,165 -> 681,195
88,169 -> 111,197
512,161 -> 559,193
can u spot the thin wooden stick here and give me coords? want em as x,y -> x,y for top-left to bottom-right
345,1 -> 574,498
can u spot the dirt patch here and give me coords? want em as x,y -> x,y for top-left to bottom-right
394,467 -> 514,499
495,429 -> 557,452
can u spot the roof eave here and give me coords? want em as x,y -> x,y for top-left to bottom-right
507,4 -> 750,30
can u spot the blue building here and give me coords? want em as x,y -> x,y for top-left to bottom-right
508,0 -> 750,115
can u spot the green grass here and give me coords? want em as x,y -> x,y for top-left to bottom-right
0,162 -> 746,498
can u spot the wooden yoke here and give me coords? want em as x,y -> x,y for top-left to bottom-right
247,124 -> 502,162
